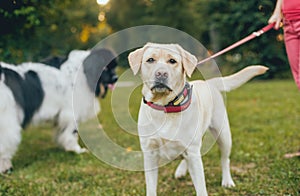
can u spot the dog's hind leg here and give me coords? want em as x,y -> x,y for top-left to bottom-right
174,159 -> 188,179
210,108 -> 235,187
0,85 -> 22,173
0,123 -> 21,173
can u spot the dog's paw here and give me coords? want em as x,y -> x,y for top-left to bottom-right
73,147 -> 88,154
77,147 -> 88,154
174,169 -> 187,179
65,146 -> 88,154
174,160 -> 188,179
0,159 -> 13,174
222,178 -> 235,188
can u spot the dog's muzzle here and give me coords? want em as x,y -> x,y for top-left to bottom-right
151,82 -> 172,93
151,70 -> 172,93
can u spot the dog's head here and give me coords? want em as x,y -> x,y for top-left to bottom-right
128,43 -> 197,103
83,48 -> 118,98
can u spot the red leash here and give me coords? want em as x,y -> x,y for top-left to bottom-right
197,23 -> 275,66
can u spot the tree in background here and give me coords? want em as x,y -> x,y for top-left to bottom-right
194,0 -> 288,78
0,0 -> 110,63
0,0 -> 289,78
106,0 -> 289,78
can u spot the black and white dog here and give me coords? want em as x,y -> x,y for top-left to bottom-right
0,48 -> 118,173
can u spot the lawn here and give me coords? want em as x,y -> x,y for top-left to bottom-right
0,78 -> 299,196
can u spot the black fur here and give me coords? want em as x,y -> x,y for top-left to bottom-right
83,48 -> 118,97
2,68 -> 45,128
40,56 -> 67,69
0,64 -> 2,80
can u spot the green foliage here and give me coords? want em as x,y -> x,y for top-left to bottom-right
0,0 -> 291,78
106,0 -> 289,78
107,0 -> 199,37
0,79 -> 299,195
203,0 -> 288,79
0,0 -> 109,63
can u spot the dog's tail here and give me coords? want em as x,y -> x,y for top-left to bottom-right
207,65 -> 268,92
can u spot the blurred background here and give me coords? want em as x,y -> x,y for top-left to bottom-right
0,0 -> 289,78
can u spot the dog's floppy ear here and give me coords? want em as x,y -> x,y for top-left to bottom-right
128,47 -> 145,75
83,48 -> 116,93
176,45 -> 198,78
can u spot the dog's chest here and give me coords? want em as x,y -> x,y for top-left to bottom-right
139,104 -> 203,145
147,137 -> 186,161
138,95 -> 210,160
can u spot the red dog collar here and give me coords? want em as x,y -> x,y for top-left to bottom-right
143,83 -> 193,113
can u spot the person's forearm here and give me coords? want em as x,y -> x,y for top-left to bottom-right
274,0 -> 283,15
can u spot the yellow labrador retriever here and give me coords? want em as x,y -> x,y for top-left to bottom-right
128,43 -> 268,196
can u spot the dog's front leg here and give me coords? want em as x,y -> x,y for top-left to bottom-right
143,151 -> 159,196
56,111 -> 87,153
185,152 -> 208,196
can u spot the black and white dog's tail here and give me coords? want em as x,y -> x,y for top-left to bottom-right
40,56 -> 67,69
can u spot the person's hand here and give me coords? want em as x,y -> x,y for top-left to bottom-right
268,12 -> 282,30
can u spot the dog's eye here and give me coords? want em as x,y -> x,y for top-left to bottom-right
146,58 -> 155,63
168,59 -> 177,64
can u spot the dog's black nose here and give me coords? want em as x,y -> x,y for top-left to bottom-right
111,75 -> 118,83
155,70 -> 168,80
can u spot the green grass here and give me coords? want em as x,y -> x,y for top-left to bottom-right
1,80 -> 299,195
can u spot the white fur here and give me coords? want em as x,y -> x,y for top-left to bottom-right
129,43 -> 268,196
0,50 -> 99,173
0,80 -> 21,172
61,50 -> 100,122
139,69 -> 267,195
